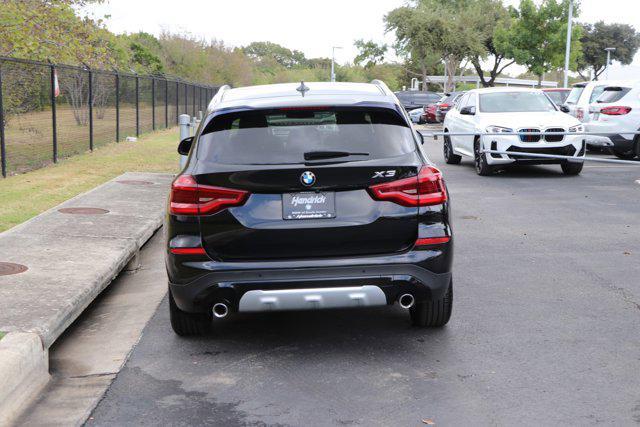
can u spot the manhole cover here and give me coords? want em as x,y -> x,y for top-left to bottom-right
58,207 -> 109,215
0,262 -> 28,276
117,180 -> 153,186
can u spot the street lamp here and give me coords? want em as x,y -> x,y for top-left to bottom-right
331,46 -> 342,82
605,47 -> 616,80
562,0 -> 574,88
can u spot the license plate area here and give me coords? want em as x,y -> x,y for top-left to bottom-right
283,192 -> 336,220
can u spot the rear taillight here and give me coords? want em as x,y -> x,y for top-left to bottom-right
368,166 -> 447,207
170,247 -> 206,255
169,175 -> 249,215
439,103 -> 451,109
600,106 -> 632,115
415,236 -> 450,246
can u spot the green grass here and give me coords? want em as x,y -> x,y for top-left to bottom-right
0,127 -> 179,232
0,332 -> 5,341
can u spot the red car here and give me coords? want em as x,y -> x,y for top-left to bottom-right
424,92 -> 464,123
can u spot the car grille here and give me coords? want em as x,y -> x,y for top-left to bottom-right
544,128 -> 565,142
519,128 -> 541,142
506,145 -> 576,160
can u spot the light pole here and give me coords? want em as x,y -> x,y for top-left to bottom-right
331,46 -> 342,82
605,47 -> 616,80
562,0 -> 574,88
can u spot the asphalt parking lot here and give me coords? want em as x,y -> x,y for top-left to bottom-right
88,137 -> 640,426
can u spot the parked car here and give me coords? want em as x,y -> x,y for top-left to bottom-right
562,80 -> 627,122
166,81 -> 454,335
585,81 -> 640,159
394,90 -> 441,111
443,87 -> 586,176
543,88 -> 571,106
425,92 -> 464,123
408,107 -> 427,124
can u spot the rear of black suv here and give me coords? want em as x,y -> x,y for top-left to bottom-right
166,85 -> 453,335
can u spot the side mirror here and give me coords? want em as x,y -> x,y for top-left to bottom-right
178,136 -> 194,156
460,106 -> 476,115
560,105 -> 570,113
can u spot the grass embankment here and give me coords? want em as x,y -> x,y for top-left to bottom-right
0,127 -> 179,232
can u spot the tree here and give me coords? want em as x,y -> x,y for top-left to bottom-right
243,41 -> 308,69
577,22 -> 640,80
353,40 -> 388,69
385,3 -> 447,91
495,0 -> 582,85
466,0 -> 516,87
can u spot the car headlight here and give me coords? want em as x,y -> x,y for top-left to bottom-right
568,125 -> 584,133
486,126 -> 514,134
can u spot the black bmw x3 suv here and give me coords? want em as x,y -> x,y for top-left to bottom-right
166,81 -> 453,335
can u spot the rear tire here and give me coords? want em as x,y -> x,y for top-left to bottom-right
169,290 -> 212,336
443,133 -> 462,164
474,138 -> 493,176
610,136 -> 639,160
410,280 -> 453,327
561,161 -> 584,175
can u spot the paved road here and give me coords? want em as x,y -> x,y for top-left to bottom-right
89,140 -> 640,426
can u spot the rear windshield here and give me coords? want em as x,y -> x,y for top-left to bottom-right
396,92 -> 440,104
596,87 -> 631,103
479,92 -> 557,113
565,86 -> 585,104
197,107 -> 416,165
589,86 -> 607,103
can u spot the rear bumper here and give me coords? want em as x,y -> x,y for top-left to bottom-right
169,261 -> 452,314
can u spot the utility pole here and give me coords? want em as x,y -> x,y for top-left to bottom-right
562,0 -> 574,88
331,46 -> 342,82
605,47 -> 616,80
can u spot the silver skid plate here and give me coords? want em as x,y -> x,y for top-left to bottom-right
238,286 -> 387,312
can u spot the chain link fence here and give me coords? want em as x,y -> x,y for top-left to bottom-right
0,56 -> 219,177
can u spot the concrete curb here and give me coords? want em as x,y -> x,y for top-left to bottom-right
0,172 -> 173,424
0,333 -> 49,426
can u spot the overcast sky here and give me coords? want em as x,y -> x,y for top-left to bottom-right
87,0 -> 640,68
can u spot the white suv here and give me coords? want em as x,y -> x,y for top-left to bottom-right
586,81 -> 640,159
443,87 -> 586,176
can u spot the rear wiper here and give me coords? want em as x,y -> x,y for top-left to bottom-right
304,151 -> 369,161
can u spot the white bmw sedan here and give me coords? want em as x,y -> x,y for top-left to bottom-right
442,87 -> 586,176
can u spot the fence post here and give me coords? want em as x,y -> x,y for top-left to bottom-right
0,63 -> 5,178
50,64 -> 58,163
151,77 -> 156,131
164,78 -> 168,129
175,81 -> 179,125
184,83 -> 188,115
192,85 -> 196,116
135,74 -> 139,137
115,72 -> 120,142
88,68 -> 94,151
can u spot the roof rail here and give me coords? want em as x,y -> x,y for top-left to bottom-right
371,79 -> 393,95
207,84 -> 231,110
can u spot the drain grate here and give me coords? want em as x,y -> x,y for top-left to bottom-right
117,180 -> 153,186
58,208 -> 109,215
0,262 -> 28,276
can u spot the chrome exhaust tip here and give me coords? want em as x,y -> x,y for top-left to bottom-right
212,302 -> 229,318
398,293 -> 415,309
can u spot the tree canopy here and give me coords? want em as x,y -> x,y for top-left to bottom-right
577,21 -> 640,80
495,0 -> 582,83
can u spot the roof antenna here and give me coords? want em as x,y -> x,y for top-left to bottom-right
296,81 -> 310,97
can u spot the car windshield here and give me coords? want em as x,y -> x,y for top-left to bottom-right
396,92 -> 440,104
565,86 -> 585,104
479,92 -> 557,113
545,91 -> 569,105
197,107 -> 416,165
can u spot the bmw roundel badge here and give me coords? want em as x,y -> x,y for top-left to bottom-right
300,171 -> 316,186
